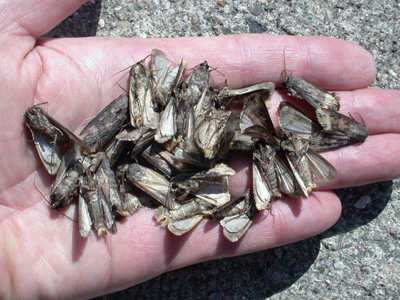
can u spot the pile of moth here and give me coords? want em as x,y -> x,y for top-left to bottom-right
24,49 -> 368,242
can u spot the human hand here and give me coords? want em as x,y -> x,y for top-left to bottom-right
1,0 -> 399,299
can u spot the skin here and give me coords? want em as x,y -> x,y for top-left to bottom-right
0,0 -> 399,299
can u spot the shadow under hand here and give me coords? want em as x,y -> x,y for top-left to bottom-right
328,181 -> 393,238
43,0 -> 102,38
93,237 -> 320,300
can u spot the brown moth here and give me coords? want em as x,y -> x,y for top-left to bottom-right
216,190 -> 257,242
252,142 -> 301,210
79,94 -> 129,152
154,198 -> 214,235
154,95 -> 176,144
168,163 -> 234,207
238,94 -> 300,202
278,101 -> 368,151
216,81 -> 275,108
281,56 -> 340,111
126,163 -> 180,209
315,108 -> 369,143
129,61 -> 159,129
151,49 -> 186,109
97,157 -> 138,217
280,133 -> 338,197
194,109 -> 231,160
24,106 -> 92,174
79,172 -> 117,236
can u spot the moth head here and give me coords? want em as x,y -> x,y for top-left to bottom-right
24,106 -> 44,124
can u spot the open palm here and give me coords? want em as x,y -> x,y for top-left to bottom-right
1,1 -> 399,299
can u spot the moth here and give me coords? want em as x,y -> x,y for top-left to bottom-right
79,171 -> 117,236
230,91 -> 276,152
281,69 -> 340,112
280,133 -> 338,197
252,142 -> 301,210
141,142 -> 192,178
215,190 -> 257,242
168,163 -> 235,208
315,107 -> 369,144
154,197 -> 214,236
178,61 -> 210,107
153,56 -> 186,143
278,101 -> 368,151
216,81 -> 275,108
96,157 -> 138,217
50,155 -> 82,209
79,94 -> 129,152
154,95 -> 176,144
129,61 -> 159,129
151,49 -> 186,109
24,106 -> 91,174
236,93 -> 301,207
194,109 -> 231,160
126,163 -> 180,209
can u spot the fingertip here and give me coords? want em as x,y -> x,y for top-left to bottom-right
297,36 -> 376,90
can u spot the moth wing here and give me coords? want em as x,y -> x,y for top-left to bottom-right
252,161 -> 273,210
240,93 -> 274,133
278,101 -> 322,139
155,98 -> 176,143
127,164 -> 170,207
99,190 -> 117,235
97,158 -> 126,214
316,108 -> 368,141
309,132 -> 355,152
284,76 -> 340,111
78,188 -> 92,238
151,49 -> 171,88
220,213 -> 253,242
206,163 -> 236,177
305,149 -> 338,182
79,94 -> 128,150
167,214 -> 204,236
195,174 -> 231,207
154,59 -> 186,104
284,153 -> 310,197
218,82 -> 275,99
41,112 -> 90,153
273,155 -> 302,198
32,131 -> 63,175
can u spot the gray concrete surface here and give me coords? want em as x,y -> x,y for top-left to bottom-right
47,0 -> 400,299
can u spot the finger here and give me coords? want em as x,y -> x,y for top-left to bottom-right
99,191 -> 341,298
337,88 -> 400,135
228,133 -> 400,193
267,88 -> 400,135
0,0 -> 87,56
0,0 -> 87,37
34,34 -> 376,96
10,191 -> 340,299
318,133 -> 400,189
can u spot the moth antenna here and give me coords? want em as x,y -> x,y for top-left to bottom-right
116,82 -> 128,93
208,65 -> 225,77
280,46 -> 293,82
349,112 -> 366,125
20,128 -> 34,143
266,199 -> 275,215
33,175 -> 51,206
81,116 -> 96,127
32,102 -> 49,109
33,176 -> 77,223
109,64 -> 133,79
143,53 -> 152,65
